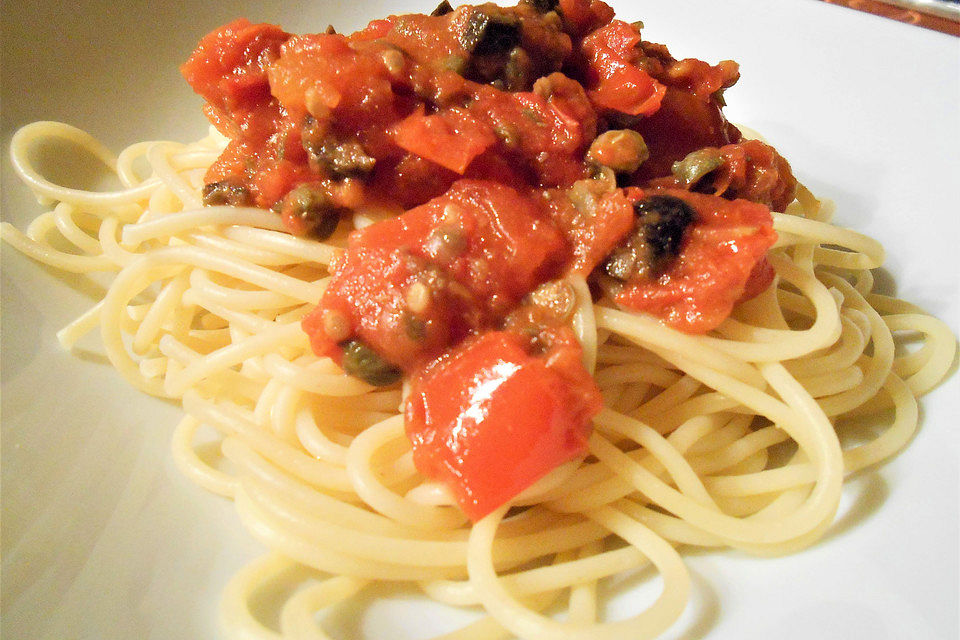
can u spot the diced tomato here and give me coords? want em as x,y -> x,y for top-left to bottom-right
646,139 -> 797,212
544,186 -> 636,275
302,180 -> 568,367
580,21 -> 666,116
268,33 -> 400,130
468,76 -> 596,186
405,329 -> 601,521
181,19 -> 290,121
710,139 -> 798,213
615,189 -> 777,333
558,0 -> 616,37
382,12 -> 467,65
633,87 -> 741,180
351,18 -> 395,42
392,107 -> 496,174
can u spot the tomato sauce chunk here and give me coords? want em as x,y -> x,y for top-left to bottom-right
614,190 -> 777,333
405,329 -> 601,521
580,20 -> 666,117
302,180 -> 568,370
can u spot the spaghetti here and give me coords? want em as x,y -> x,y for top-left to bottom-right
2,118 -> 954,639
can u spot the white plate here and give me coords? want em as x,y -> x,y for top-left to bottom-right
2,1 -> 957,638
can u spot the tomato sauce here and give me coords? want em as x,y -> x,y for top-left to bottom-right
184,0 -> 798,520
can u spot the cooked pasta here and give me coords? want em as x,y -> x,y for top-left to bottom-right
2,119 -> 954,639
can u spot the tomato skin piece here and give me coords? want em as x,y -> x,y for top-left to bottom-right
405,329 -> 601,521
181,19 -> 290,130
558,0 -> 616,37
392,107 -> 496,174
302,180 -> 568,368
615,189 -> 777,333
631,87 -> 741,181
544,186 -> 636,275
580,21 -> 666,117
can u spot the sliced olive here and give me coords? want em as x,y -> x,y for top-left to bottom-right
201,180 -> 253,207
459,10 -> 522,56
280,184 -> 341,240
430,0 -> 453,16
602,195 -> 696,281
586,129 -> 649,174
637,195 -> 696,265
339,339 -> 402,386
524,0 -> 560,13
671,148 -> 725,187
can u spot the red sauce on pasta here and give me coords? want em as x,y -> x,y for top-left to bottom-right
183,0 -> 796,519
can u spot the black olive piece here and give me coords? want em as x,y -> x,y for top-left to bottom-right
339,339 -> 402,387
281,185 -> 342,240
431,0 -> 454,16
602,195 -> 696,281
636,195 -> 696,264
201,180 -> 253,207
524,0 -> 559,13
459,11 -> 522,56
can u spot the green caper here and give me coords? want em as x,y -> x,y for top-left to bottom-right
339,339 -> 402,387
586,130 -> 649,174
201,180 -> 253,207
502,47 -> 533,91
280,184 -> 341,240
671,148 -> 725,187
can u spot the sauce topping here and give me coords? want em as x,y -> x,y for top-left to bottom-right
184,0 -> 795,519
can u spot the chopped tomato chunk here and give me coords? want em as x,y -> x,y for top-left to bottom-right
302,180 -> 568,368
392,107 -> 496,174
405,329 -> 601,520
181,19 -> 290,122
581,21 -> 666,116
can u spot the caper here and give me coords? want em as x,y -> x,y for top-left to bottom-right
402,312 -> 427,341
502,47 -> 533,91
201,180 -> 253,207
339,339 -> 402,386
424,225 -> 467,260
586,130 -> 649,174
280,184 -> 341,240
671,148 -> 725,187
528,280 -> 576,321
302,118 -> 376,179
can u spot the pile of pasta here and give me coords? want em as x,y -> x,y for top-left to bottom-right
4,121 -> 955,640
